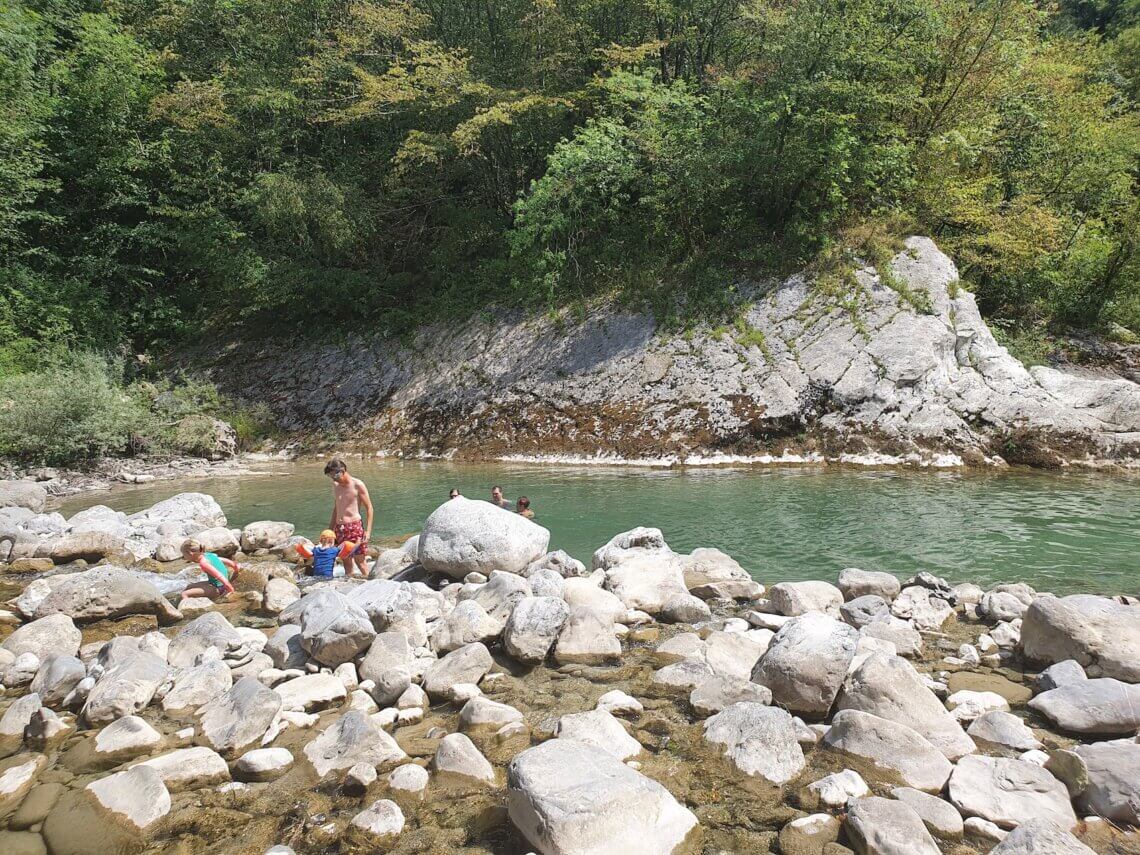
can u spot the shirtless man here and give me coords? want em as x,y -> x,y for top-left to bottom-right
324,458 -> 373,578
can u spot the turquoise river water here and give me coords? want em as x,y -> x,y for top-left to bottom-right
58,460 -> 1140,596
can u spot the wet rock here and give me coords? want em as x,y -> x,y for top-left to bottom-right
168,612 -> 245,668
840,596 -> 890,629
236,747 -> 294,781
419,497 -> 550,578
503,596 -> 569,664
430,600 -> 503,653
987,817 -> 1095,854
422,642 -> 492,700
596,690 -> 643,717
891,787 -> 963,839
388,763 -> 429,796
304,711 -> 406,777
821,709 -> 952,793
28,654 -> 85,707
769,581 -> 842,617
845,796 -> 940,855
1073,739 -> 1140,824
1027,678 -> 1140,735
836,654 -> 974,760
199,676 -> 282,756
358,632 -> 413,706
274,673 -> 347,712
751,612 -> 858,717
85,766 -> 171,829
240,521 -> 295,552
132,746 -> 230,791
947,754 -> 1076,830
681,548 -> 763,600
690,676 -> 772,717
809,769 -> 869,809
1021,595 -> 1140,682
296,590 -> 376,667
163,659 -> 233,712
9,780 -> 64,830
0,755 -> 46,815
555,709 -> 641,761
350,798 -> 404,842
93,715 -> 163,761
838,569 -> 901,603
2,614 -> 82,660
508,739 -> 697,854
779,814 -> 840,855
458,696 -> 522,732
967,711 -> 1042,752
703,702 -> 804,784
83,650 -> 168,726
430,733 -> 494,784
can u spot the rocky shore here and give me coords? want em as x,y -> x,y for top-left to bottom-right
0,486 -> 1138,854
204,238 -> 1140,469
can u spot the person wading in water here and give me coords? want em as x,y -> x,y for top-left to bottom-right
324,458 -> 373,578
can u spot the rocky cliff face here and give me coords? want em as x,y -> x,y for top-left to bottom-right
214,237 -> 1140,467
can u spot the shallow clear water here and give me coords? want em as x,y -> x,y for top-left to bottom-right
58,460 -> 1140,595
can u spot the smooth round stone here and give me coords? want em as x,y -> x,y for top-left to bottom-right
9,783 -> 65,830
235,748 -> 294,781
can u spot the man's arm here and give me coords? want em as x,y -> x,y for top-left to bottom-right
329,496 -> 337,530
358,479 -> 374,541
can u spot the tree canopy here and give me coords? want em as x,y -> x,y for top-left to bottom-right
1,0 -> 1137,363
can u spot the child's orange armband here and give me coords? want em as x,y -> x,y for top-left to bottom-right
338,541 -> 356,559
296,542 -> 313,560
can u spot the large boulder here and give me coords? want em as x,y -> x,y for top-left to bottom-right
503,596 -> 570,664
29,654 -> 86,707
845,796 -> 940,855
457,571 -> 531,623
84,766 -> 170,830
508,739 -> 698,855
1073,739 -> 1140,825
429,600 -> 502,654
198,677 -> 282,757
555,709 -> 641,761
2,614 -> 81,660
768,581 -> 842,617
0,480 -> 47,513
947,755 -> 1076,831
1027,678 -> 1140,735
418,497 -> 550,578
597,531 -> 709,623
836,654 -> 974,760
358,631 -> 413,706
167,612 -> 244,667
553,578 -> 623,665
82,650 -> 169,726
751,612 -> 857,717
422,642 -> 493,700
702,702 -> 805,784
128,492 -> 226,529
162,660 -> 234,713
1021,595 -> 1140,682
296,590 -> 376,667
303,711 -> 406,777
890,586 -> 952,630
14,566 -> 181,625
49,531 -> 129,563
837,569 -> 901,602
679,548 -> 762,600
821,709 -> 952,793
130,746 -> 230,791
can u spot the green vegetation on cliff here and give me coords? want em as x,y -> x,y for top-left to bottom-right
1,0 -> 1137,362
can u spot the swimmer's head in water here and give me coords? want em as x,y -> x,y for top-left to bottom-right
319,529 -> 336,544
449,488 -> 460,499
517,496 -> 530,510
491,485 -> 503,502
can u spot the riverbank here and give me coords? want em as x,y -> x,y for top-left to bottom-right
198,238 -> 1140,471
0,490 -> 1137,853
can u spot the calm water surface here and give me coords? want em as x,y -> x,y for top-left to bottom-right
58,460 -> 1140,595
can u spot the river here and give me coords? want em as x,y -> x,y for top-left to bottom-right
57,459 -> 1140,596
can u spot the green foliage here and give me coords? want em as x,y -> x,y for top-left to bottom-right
0,352 -> 155,466
0,0 -> 1135,363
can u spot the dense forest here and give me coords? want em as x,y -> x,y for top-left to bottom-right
0,0 -> 1138,462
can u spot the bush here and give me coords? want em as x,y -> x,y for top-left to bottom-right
0,352 -> 156,466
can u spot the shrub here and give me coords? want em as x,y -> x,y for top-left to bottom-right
0,352 -> 156,466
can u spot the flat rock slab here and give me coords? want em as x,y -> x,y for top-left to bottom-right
821,709 -> 951,794
1021,595 -> 1140,682
948,755 -> 1076,831
85,766 -> 171,830
1074,739 -> 1140,825
508,739 -> 698,855
131,747 -> 230,791
1027,678 -> 1140,735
